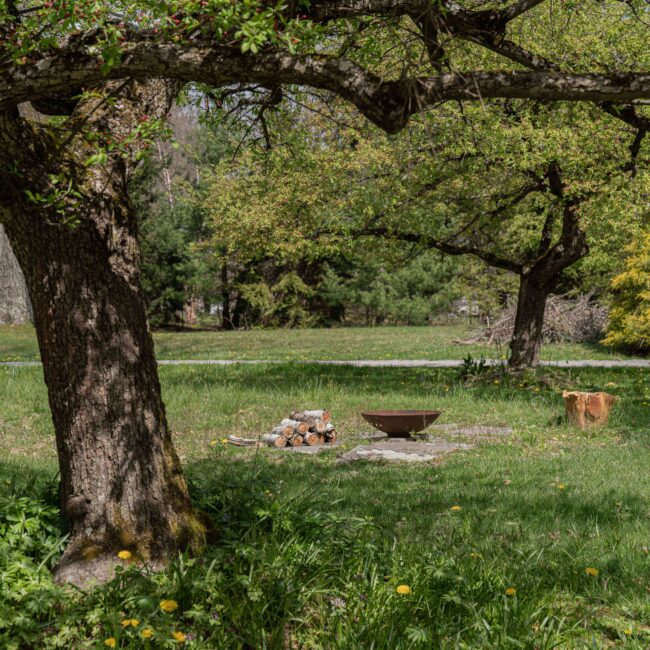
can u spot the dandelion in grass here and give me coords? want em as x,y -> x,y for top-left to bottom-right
470,552 -> 482,559
450,505 -> 462,512
557,483 -> 566,490
585,567 -> 599,576
624,628 -> 633,636
505,587 -> 516,596
396,584 -> 411,594
141,628 -> 154,639
160,599 -> 179,613
117,549 -> 132,560
104,639 -> 116,648
210,440 -> 217,447
221,438 -> 228,444
172,631 -> 187,643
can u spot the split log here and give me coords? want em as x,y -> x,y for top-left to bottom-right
262,433 -> 288,448
271,424 -> 294,437
291,410 -> 331,427
563,391 -> 616,429
280,418 -> 309,434
317,433 -> 326,444
227,435 -> 258,447
303,431 -> 319,446
312,419 -> 327,433
324,423 -> 337,443
288,434 -> 304,447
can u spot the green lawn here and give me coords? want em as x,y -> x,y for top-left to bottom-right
0,323 -> 643,362
2,362 -> 650,647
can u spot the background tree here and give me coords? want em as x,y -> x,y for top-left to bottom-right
0,224 -> 31,324
198,92 -> 648,366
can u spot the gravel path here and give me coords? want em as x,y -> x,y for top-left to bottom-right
1,359 -> 649,368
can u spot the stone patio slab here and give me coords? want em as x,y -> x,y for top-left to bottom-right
337,438 -> 472,464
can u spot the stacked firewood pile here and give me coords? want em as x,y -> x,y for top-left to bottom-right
262,410 -> 337,448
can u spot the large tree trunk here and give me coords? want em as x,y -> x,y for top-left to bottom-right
2,187 -> 205,587
508,271 -> 552,370
0,83 -> 206,586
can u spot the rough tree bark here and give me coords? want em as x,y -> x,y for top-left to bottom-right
0,83 -> 206,586
508,268 -> 554,369
508,164 -> 588,369
0,223 -> 31,323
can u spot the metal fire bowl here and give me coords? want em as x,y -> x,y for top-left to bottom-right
361,410 -> 441,437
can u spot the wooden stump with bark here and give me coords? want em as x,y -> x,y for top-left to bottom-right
563,391 -> 617,429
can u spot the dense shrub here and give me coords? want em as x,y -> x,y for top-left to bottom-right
604,233 -> 650,352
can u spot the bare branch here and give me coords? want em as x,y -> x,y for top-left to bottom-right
363,226 -> 524,273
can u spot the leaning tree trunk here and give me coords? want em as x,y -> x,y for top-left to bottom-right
508,270 -> 552,370
0,84 -> 206,586
508,179 -> 588,371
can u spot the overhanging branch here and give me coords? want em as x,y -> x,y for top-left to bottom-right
2,41 -> 650,134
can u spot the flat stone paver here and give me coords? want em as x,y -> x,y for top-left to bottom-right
338,438 -> 473,464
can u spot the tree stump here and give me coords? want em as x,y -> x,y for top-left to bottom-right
562,391 -> 616,429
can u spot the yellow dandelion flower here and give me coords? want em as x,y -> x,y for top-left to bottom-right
557,484 -> 565,490
221,438 -> 228,444
210,440 -> 217,447
585,567 -> 599,577
624,628 -> 633,636
141,628 -> 154,639
129,619 -> 139,627
121,619 -> 132,627
450,505 -> 462,512
505,587 -> 517,596
117,550 -> 132,560
172,630 -> 187,643
470,552 -> 482,559
396,584 -> 411,594
160,599 -> 179,613
104,639 -> 117,648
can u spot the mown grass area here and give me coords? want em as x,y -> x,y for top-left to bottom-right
0,323 -> 643,362
1,363 -> 650,647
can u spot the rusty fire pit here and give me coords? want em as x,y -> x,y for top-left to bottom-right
361,410 -> 441,437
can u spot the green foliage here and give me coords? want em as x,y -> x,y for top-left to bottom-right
603,232 -> 650,352
459,353 -> 488,379
130,117 -> 225,326
320,252 -> 460,326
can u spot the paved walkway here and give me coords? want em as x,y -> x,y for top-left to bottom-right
2,358 -> 649,368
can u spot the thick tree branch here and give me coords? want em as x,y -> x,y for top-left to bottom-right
496,0 -> 547,24
363,226 -> 523,273
2,41 -> 650,134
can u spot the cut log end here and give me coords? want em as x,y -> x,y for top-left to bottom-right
303,431 -> 319,446
262,433 -> 288,448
